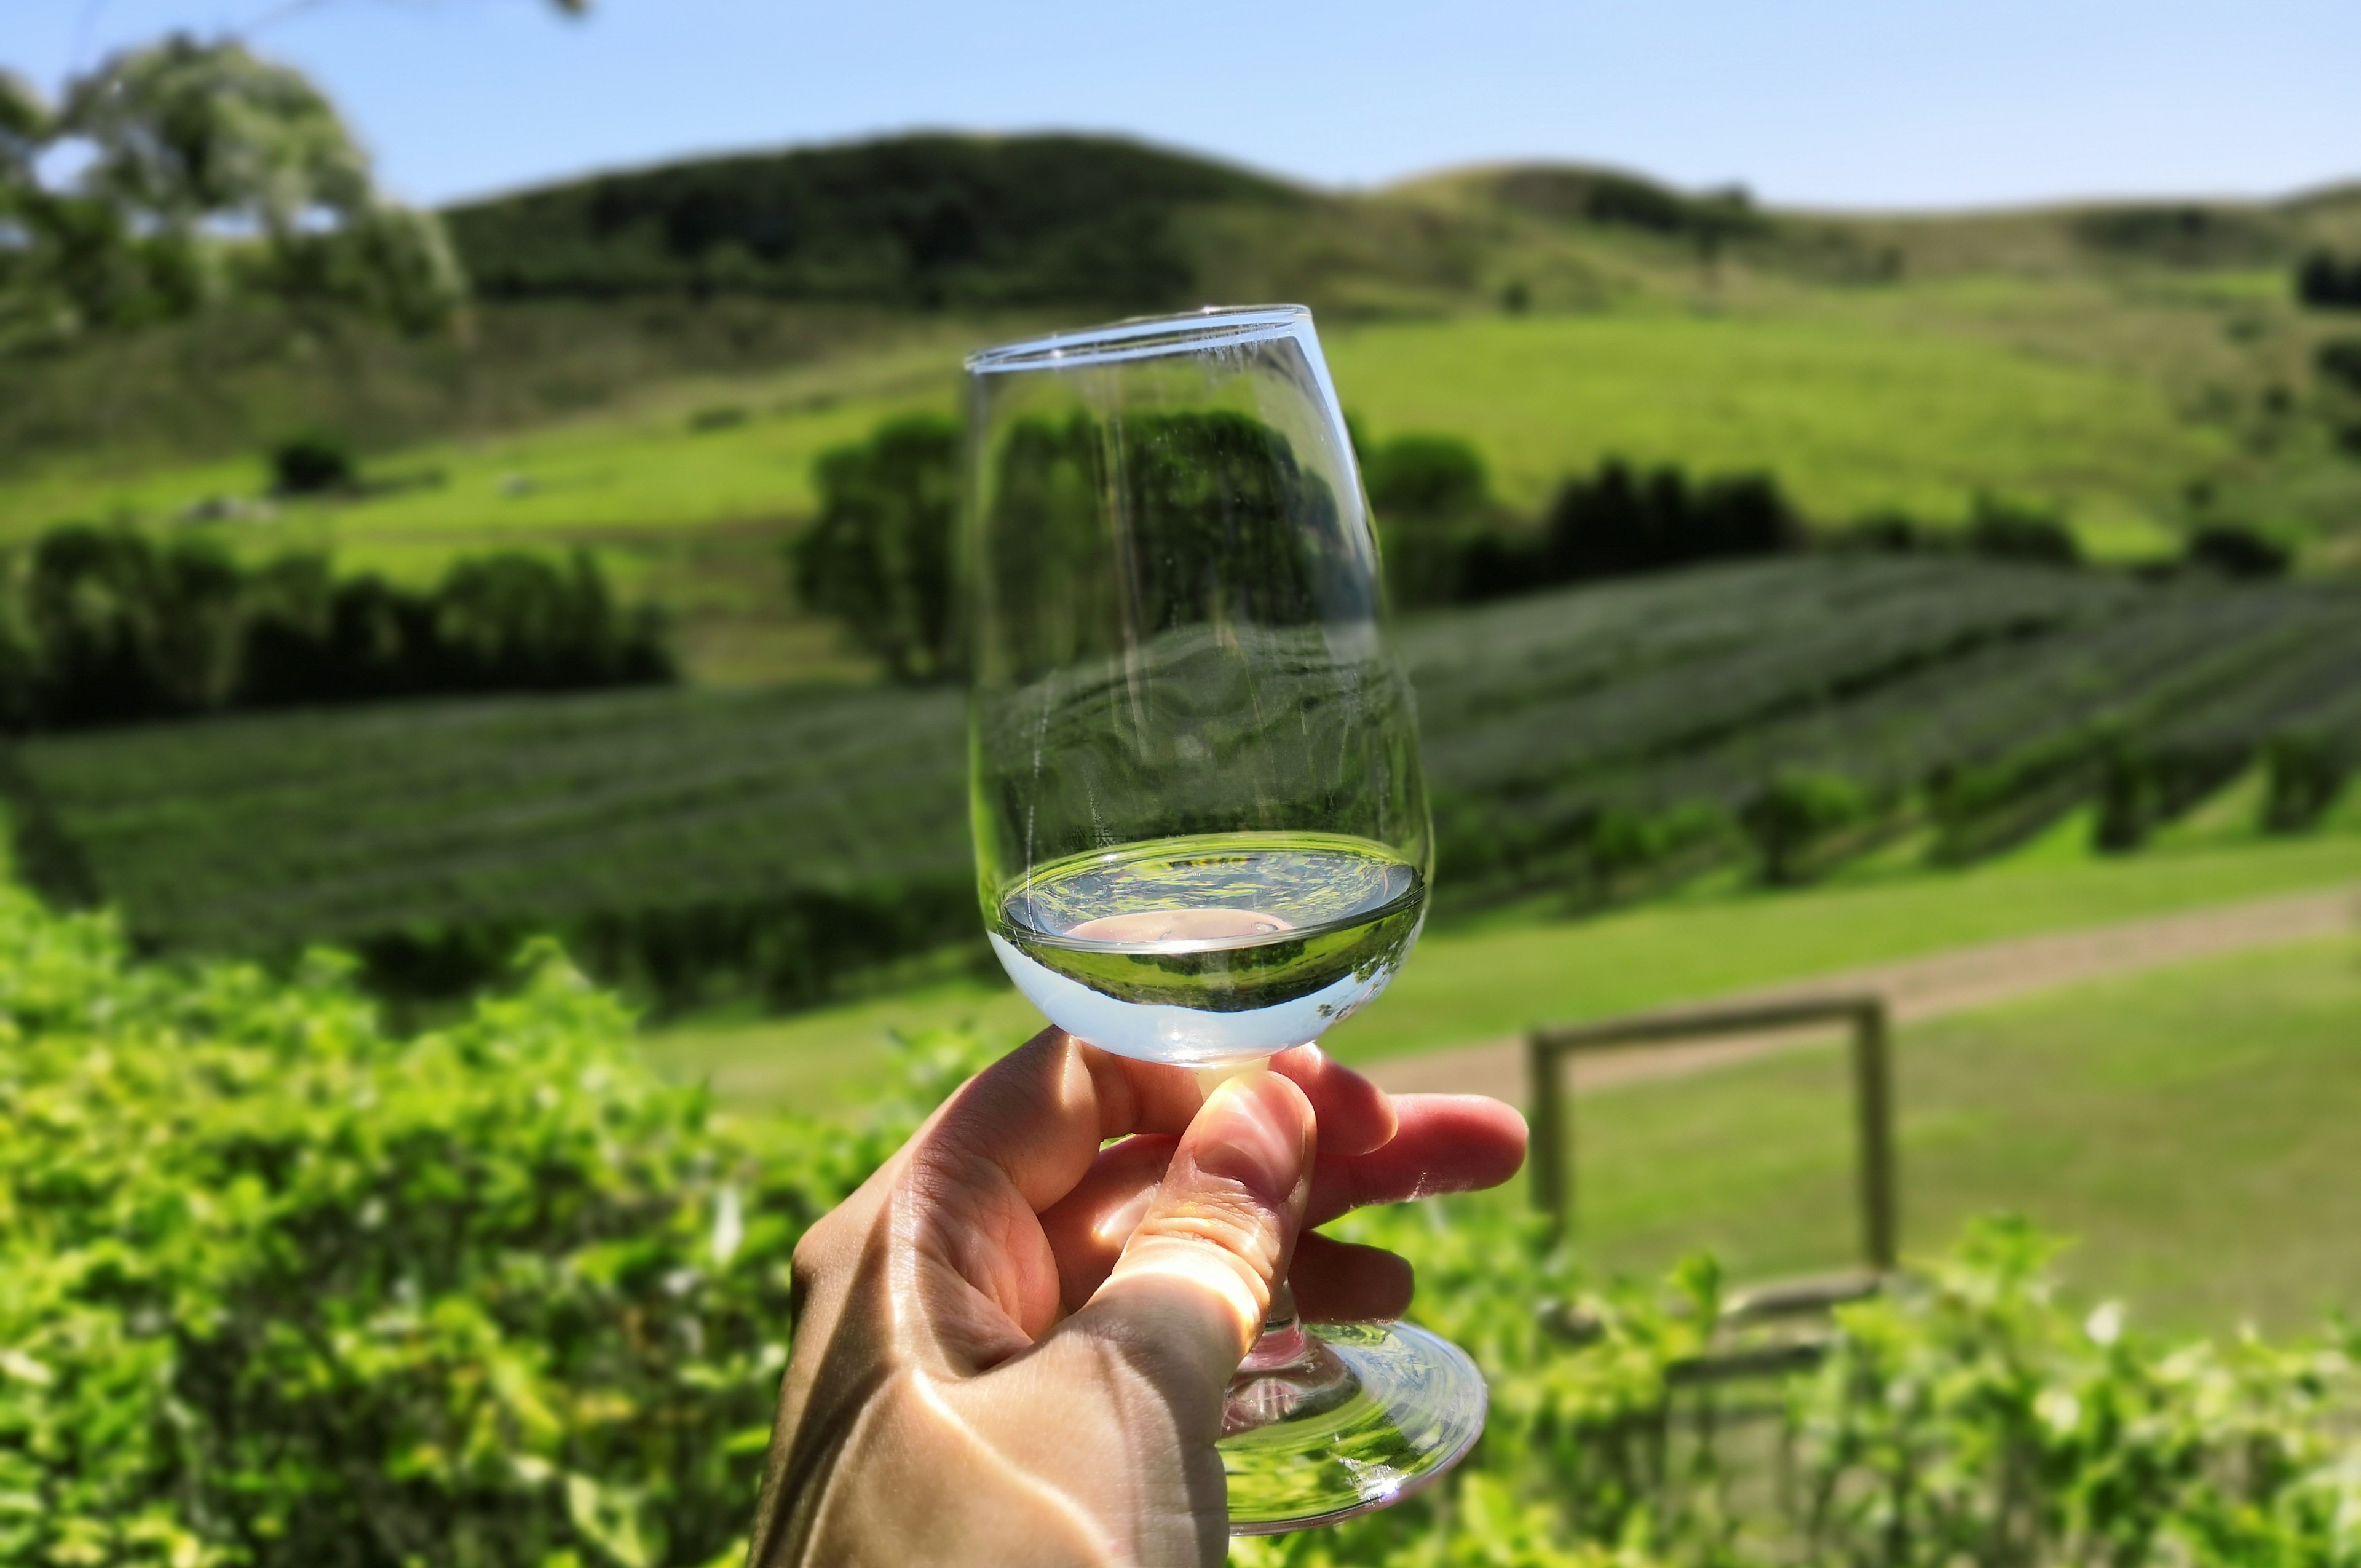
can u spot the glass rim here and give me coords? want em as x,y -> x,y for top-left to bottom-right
965,304 -> 1311,374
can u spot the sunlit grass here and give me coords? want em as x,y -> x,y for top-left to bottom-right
639,825 -> 2361,1118
1564,938 -> 2361,1332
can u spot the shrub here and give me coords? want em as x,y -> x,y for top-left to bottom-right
1968,493 -> 2080,565
2094,743 -> 2162,853
1541,459 -> 1800,584
1834,509 -> 1923,553
9,883 -> 2361,1567
792,414 -> 960,682
1365,434 -> 1492,610
2296,250 -> 2361,310
2319,337 -> 2361,394
268,431 -> 359,494
1738,769 -> 1870,885
2185,523 -> 2292,579
1241,1208 -> 2361,1568
2261,731 -> 2349,833
0,886 -> 984,1567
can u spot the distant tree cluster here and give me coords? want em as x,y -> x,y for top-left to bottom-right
1363,434 -> 1496,608
0,526 -> 671,731
0,39 -> 464,341
1830,495 -> 2084,568
446,135 -> 1301,311
1378,452 -> 1803,606
798,408 -> 1369,681
1489,168 -> 1766,249
2296,251 -> 2361,309
1358,435 -> 1805,608
2319,338 -> 2361,395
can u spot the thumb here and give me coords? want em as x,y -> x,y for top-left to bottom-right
1062,1070 -> 1317,1400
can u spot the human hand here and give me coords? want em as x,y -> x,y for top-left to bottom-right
748,1027 -> 1526,1567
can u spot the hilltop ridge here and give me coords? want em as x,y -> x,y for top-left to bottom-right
442,131 -> 2361,312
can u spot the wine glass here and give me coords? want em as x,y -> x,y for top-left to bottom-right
963,304 -> 1485,1532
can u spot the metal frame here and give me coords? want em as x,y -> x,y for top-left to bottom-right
1525,994 -> 1896,1272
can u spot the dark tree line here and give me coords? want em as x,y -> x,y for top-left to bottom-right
0,526 -> 671,731
1360,435 -> 1805,607
2297,251 -> 2361,310
446,135 -> 1300,311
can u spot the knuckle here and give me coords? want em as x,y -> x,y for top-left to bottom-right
1133,1179 -> 1286,1272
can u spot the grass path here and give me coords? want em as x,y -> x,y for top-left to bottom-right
1369,881 -> 2359,1101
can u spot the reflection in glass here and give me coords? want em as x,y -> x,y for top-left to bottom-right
963,306 -> 1482,1532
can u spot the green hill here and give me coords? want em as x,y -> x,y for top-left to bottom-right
445,133 -> 1306,309
2,132 -> 2359,685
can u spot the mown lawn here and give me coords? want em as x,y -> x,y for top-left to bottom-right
1559,938 -> 2361,1333
639,825 -> 2361,1117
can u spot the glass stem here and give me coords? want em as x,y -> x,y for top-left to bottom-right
1243,1278 -> 1309,1369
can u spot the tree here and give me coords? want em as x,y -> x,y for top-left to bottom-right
793,415 -> 963,681
1364,434 -> 1491,609
2183,523 -> 2290,579
1966,493 -> 2079,566
61,36 -> 372,240
1739,769 -> 1869,885
2,36 -> 467,335
0,69 -> 47,188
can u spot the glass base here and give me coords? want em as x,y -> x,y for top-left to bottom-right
1218,1318 -> 1487,1535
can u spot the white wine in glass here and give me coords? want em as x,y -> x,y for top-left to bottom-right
965,304 -> 1484,1532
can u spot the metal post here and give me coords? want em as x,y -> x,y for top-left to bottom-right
1526,1029 -> 1568,1240
1851,1001 -> 1897,1273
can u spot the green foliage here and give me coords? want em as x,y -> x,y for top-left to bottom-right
1738,770 -> 1870,885
791,414 -> 960,681
443,132 -> 1302,310
1363,452 -> 1804,611
2183,523 -> 2292,579
18,556 -> 2361,1013
2261,732 -> 2350,833
8,883 -> 2361,1566
1525,459 -> 1800,590
2296,251 -> 2361,310
1,35 -> 464,338
60,36 -> 372,238
6,679 -> 975,1015
1487,166 -> 1769,246
1968,493 -> 2081,566
1238,1212 -> 2361,1567
0,884 -> 967,1567
268,431 -> 358,494
813,408 -> 1364,680
0,526 -> 671,732
2070,203 -> 2284,267
1366,434 -> 1493,610
2317,338 -> 2361,395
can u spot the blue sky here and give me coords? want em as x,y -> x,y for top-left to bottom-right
6,0 -> 2357,211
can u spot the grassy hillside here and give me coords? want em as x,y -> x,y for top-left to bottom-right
2,134 -> 2357,683
9,556 -> 2354,1015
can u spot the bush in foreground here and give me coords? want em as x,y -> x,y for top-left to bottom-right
7,887 -> 2361,1566
0,889 -> 952,1567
